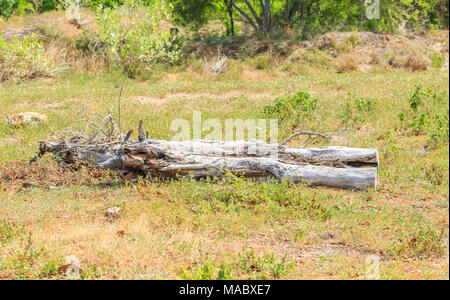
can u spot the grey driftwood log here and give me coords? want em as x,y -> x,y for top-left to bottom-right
38,138 -> 379,190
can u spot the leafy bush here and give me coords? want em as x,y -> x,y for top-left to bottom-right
264,91 -> 318,123
96,0 -> 182,77
0,33 -> 55,82
0,0 -> 33,19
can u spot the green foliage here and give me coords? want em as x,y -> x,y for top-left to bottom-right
0,0 -> 33,19
237,249 -> 294,280
95,0 -> 182,77
169,0 -> 216,27
429,52 -> 444,68
178,250 -> 294,280
86,0 -> 124,10
339,95 -> 377,128
264,91 -> 318,123
397,84 -> 449,149
0,33 -> 54,82
179,262 -> 232,280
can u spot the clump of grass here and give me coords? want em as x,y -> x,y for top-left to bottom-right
0,220 -> 24,245
247,53 -> 275,70
388,225 -> 447,259
297,49 -> 334,69
0,220 -> 63,279
204,52 -> 228,74
339,94 -> 377,128
332,34 -> 361,54
396,84 -> 449,149
429,52 -> 444,68
336,54 -> 359,73
237,249 -> 294,280
389,54 -> 430,71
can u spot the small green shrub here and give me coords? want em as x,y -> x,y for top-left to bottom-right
0,33 -> 55,82
397,84 -> 449,148
264,91 -> 318,123
237,250 -> 294,280
429,52 -> 444,68
355,96 -> 377,113
179,262 -> 232,280
339,95 -> 377,128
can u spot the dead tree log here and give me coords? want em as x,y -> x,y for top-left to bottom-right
38,139 -> 378,190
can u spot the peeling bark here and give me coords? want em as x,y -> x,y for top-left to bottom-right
39,139 -> 378,190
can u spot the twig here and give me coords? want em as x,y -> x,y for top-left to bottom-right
74,117 -> 108,136
117,86 -> 124,134
280,131 -> 330,146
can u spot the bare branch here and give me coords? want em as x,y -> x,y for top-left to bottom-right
231,0 -> 261,31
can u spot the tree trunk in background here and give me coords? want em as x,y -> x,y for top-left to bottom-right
285,0 -> 290,24
264,0 -> 272,31
225,1 -> 235,36
231,0 -> 264,31
231,0 -> 272,32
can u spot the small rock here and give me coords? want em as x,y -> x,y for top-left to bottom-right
5,112 -> 47,126
105,207 -> 122,220
59,255 -> 82,278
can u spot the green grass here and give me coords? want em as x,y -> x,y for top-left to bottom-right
0,64 -> 448,279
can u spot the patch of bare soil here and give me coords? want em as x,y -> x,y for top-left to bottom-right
241,69 -> 274,81
134,91 -> 275,105
221,234 -> 383,262
0,138 -> 22,147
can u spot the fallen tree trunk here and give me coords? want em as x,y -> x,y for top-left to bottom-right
38,139 -> 378,190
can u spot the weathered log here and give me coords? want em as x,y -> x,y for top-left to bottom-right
38,139 -> 378,190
